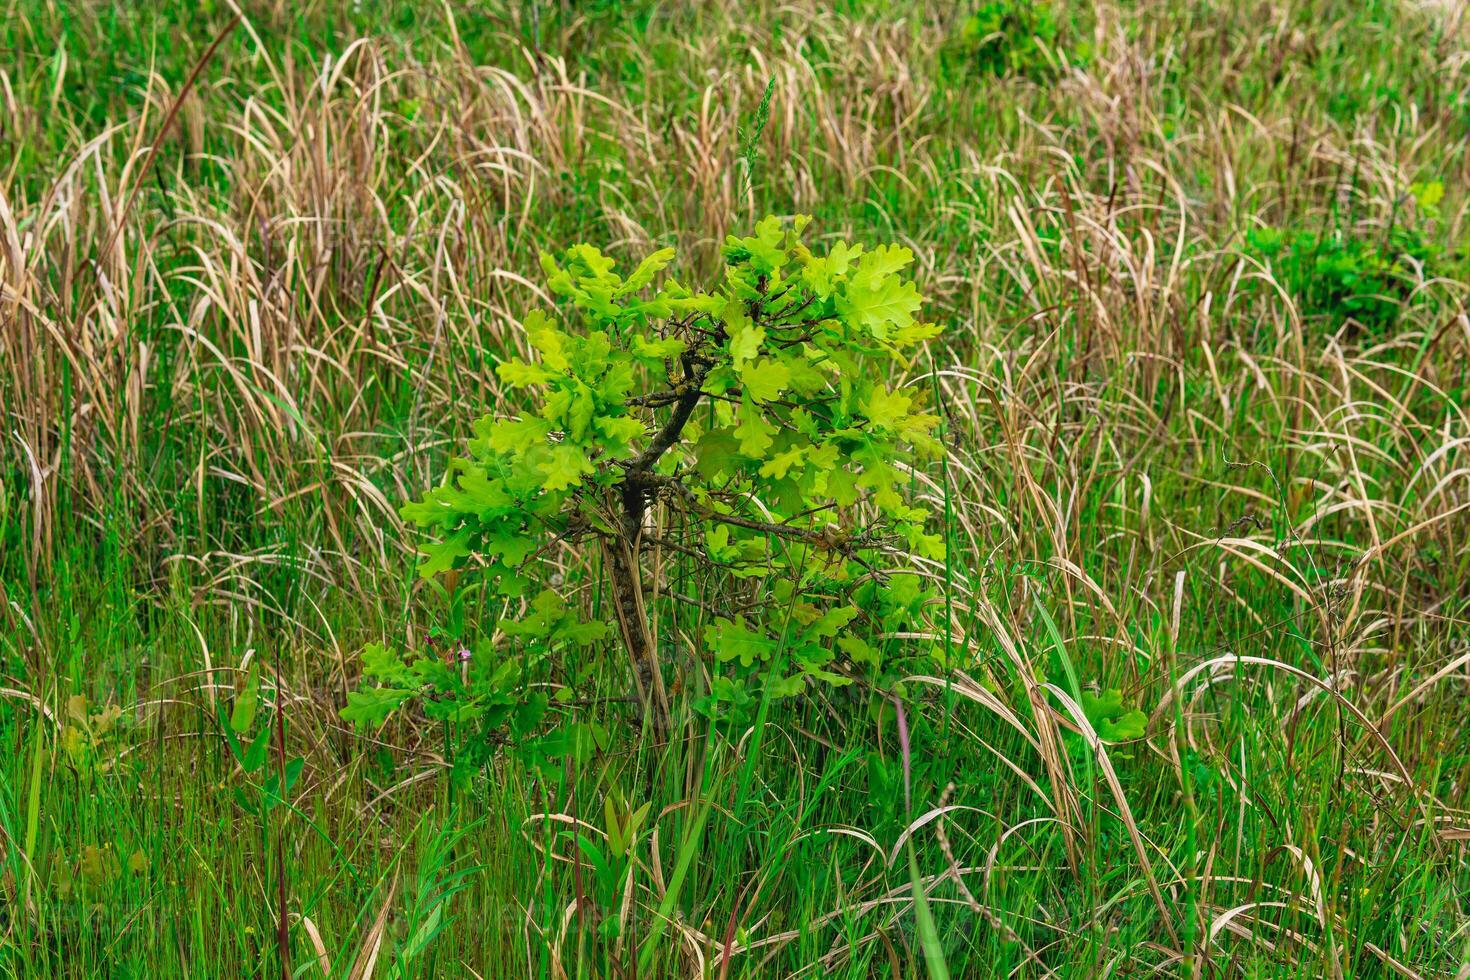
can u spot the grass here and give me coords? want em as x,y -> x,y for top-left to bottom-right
1,0 -> 1469,975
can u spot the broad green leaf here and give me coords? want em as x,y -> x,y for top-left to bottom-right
597,414 -> 644,441
726,215 -> 788,271
853,244 -> 914,283
765,673 -> 806,698
838,635 -> 881,667
802,240 -> 864,298
734,404 -> 777,458
1081,689 -> 1148,742
564,244 -> 619,283
631,334 -> 687,361
538,445 -> 595,492
566,387 -> 596,442
705,616 -> 777,667
559,620 -> 610,645
618,247 -> 676,295
1098,710 -> 1148,743
740,357 -> 791,404
890,320 -> 944,348
487,416 -> 554,454
704,524 -> 736,561
341,687 -> 412,727
863,387 -> 913,429
1080,689 -> 1125,726
497,359 -> 555,387
418,527 -> 474,577
484,526 -> 538,566
362,643 -> 414,685
526,311 -> 570,370
229,659 -> 261,734
839,275 -> 921,339
810,604 -> 859,638
803,666 -> 854,687
243,723 -> 272,772
728,318 -> 765,367
759,445 -> 806,480
694,427 -> 743,478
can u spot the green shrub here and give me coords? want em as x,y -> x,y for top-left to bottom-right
946,1 -> 1081,79
343,217 -> 948,768
1245,195 -> 1441,333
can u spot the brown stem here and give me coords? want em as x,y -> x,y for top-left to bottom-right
608,341 -> 718,727
606,294 -> 766,726
626,382 -> 705,483
605,534 -> 671,728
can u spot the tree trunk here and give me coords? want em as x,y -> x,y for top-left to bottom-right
609,361 -> 709,728
606,529 -> 670,729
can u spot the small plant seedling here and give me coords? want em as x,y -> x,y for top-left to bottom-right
221,700 -> 303,817
345,215 -> 949,759
1079,688 -> 1147,743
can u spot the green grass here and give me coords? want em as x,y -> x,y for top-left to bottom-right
2,0 -> 1469,976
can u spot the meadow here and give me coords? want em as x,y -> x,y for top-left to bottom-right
1,0 -> 1469,976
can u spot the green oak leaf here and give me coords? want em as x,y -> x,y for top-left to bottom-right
740,357 -> 791,404
618,247 -> 676,295
341,687 -> 413,727
728,319 -> 766,367
839,275 -> 921,340
538,445 -> 595,492
1081,689 -> 1148,743
498,359 -> 555,387
705,616 -> 777,667
863,387 -> 913,429
759,445 -> 806,480
1097,710 -> 1148,742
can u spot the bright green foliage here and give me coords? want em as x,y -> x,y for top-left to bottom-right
347,215 -> 948,739
947,1 -> 1081,79
342,597 -> 600,728
1245,213 -> 1441,333
1080,689 -> 1148,743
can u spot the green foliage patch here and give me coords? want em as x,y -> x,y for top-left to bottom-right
346,216 -> 948,762
945,0 -> 1085,79
1245,182 -> 1446,333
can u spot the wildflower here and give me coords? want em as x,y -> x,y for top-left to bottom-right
458,645 -> 472,664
